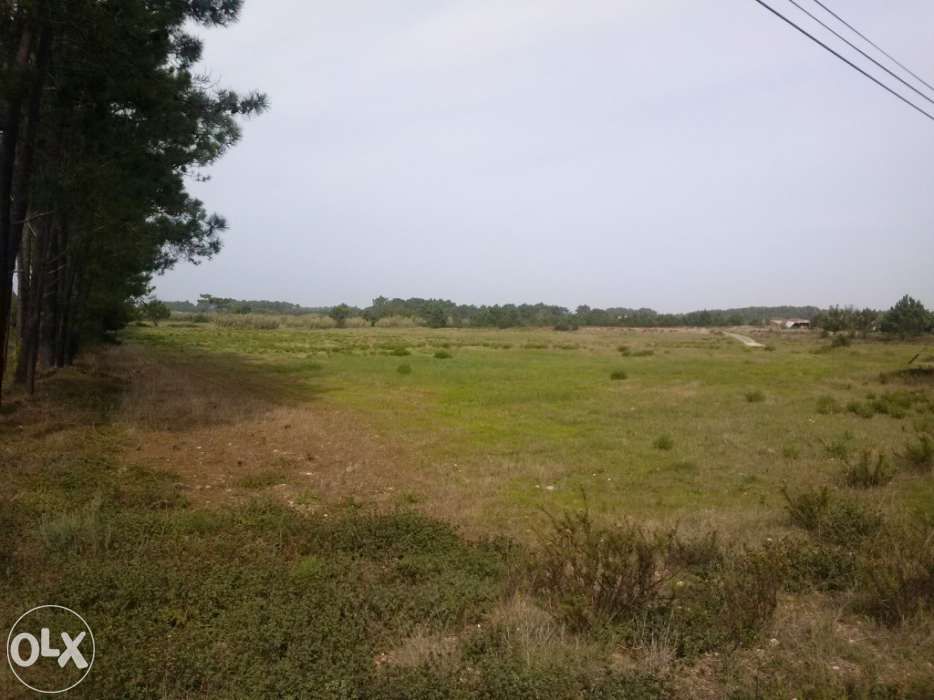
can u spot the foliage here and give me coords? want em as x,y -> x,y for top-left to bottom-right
609,369 -> 628,380
843,451 -> 895,488
653,434 -> 674,450
140,298 -> 171,326
880,295 -> 933,338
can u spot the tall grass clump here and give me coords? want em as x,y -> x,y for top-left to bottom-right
529,510 -> 668,630
745,389 -> 765,403
856,521 -> 934,625
782,486 -> 882,546
816,395 -> 841,415
610,369 -> 628,381
38,496 -> 112,556
844,451 -> 895,488
903,435 -> 934,471
527,509 -> 779,653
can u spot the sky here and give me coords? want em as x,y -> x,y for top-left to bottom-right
154,0 -> 934,313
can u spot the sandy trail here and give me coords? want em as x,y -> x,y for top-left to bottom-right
724,332 -> 765,348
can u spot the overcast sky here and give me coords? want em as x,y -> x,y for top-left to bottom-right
155,0 -> 934,313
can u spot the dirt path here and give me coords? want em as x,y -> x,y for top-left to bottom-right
723,332 -> 765,348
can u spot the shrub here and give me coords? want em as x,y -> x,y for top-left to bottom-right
823,434 -> 852,461
529,510 -> 667,630
553,322 -> 578,332
903,435 -> 934,471
856,521 -> 934,625
769,537 -> 857,593
653,434 -> 674,451
782,486 -> 883,546
617,345 -> 630,355
816,395 -> 841,415
846,400 -> 876,419
387,347 -> 411,356
610,369 -> 628,381
434,350 -> 452,359
782,444 -> 800,460
831,333 -> 851,348
844,451 -> 895,488
744,389 -> 765,403
397,363 -> 412,375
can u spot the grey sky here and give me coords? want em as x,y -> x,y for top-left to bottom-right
155,0 -> 934,313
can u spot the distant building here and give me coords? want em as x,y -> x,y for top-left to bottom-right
769,318 -> 811,330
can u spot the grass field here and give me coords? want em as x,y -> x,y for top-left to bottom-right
2,322 -> 934,697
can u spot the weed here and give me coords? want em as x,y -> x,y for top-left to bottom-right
397,363 -> 412,375
610,369 -> 628,381
434,350 -> 453,359
782,445 -> 800,460
745,390 -> 765,403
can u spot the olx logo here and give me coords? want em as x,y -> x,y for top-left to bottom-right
6,605 -> 94,694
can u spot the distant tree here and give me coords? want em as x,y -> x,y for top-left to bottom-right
880,295 -> 933,338
142,299 -> 171,326
423,302 -> 448,328
329,303 -> 352,328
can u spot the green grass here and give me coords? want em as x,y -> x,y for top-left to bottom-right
126,324 -> 934,526
4,324 -> 934,696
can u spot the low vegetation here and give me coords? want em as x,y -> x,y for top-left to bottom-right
3,324 -> 934,696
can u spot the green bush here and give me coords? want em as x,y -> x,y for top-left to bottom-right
782,444 -> 800,460
653,434 -> 674,450
847,400 -> 876,419
434,350 -> 453,359
529,510 -> 666,630
609,369 -> 628,381
856,521 -> 934,625
903,435 -> 934,471
844,451 -> 895,489
816,395 -> 841,415
745,389 -> 765,403
769,537 -> 857,593
396,363 -> 412,375
831,333 -> 851,348
782,486 -> 883,546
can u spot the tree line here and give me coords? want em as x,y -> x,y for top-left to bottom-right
0,0 -> 265,401
166,294 -> 934,338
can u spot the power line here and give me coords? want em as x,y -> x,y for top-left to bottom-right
785,0 -> 934,107
810,0 -> 934,95
750,0 -> 934,123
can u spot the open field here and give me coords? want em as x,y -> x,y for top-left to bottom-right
3,323 -> 934,697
